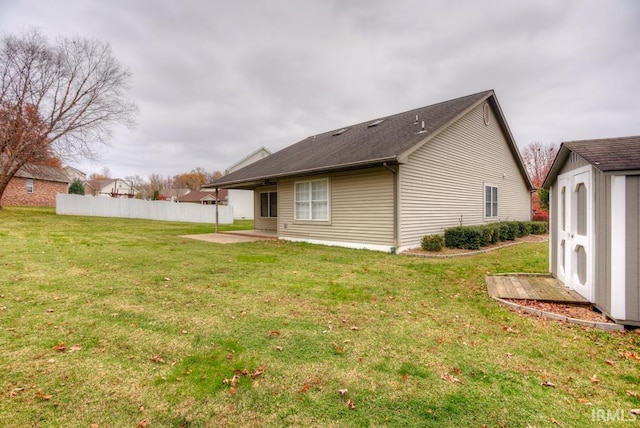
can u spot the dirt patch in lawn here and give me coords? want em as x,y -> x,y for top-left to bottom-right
504,299 -> 614,324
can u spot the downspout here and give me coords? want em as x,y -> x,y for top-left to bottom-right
215,187 -> 219,233
383,162 -> 399,253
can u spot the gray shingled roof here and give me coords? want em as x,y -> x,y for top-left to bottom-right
564,136 -> 640,171
543,135 -> 640,189
206,90 -> 501,188
15,164 -> 70,183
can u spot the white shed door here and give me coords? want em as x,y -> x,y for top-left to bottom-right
556,167 -> 593,301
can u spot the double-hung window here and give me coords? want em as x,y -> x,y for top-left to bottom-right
485,185 -> 498,217
295,178 -> 328,221
26,179 -> 34,194
260,191 -> 277,218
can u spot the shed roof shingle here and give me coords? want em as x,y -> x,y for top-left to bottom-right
563,136 -> 640,172
206,90 -> 502,188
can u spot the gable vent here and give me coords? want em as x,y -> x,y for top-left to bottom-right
332,127 -> 350,136
368,119 -> 385,127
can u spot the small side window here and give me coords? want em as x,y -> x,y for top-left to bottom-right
26,179 -> 34,194
485,185 -> 498,217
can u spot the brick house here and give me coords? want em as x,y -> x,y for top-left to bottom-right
1,164 -> 70,207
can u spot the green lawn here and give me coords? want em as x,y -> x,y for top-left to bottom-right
1,208 -> 638,427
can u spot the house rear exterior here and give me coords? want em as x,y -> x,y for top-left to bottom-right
206,90 -> 533,252
543,136 -> 640,325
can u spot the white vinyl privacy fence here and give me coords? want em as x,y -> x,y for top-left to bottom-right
56,194 -> 233,224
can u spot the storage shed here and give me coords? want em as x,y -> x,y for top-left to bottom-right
543,136 -> 640,325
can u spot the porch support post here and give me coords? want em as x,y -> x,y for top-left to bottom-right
215,187 -> 219,234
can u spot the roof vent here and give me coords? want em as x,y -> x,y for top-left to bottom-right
415,120 -> 427,135
368,119 -> 385,127
332,127 -> 350,136
413,114 -> 419,124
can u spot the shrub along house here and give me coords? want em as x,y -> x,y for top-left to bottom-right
543,136 -> 640,325
205,90 -> 533,252
1,164 -> 69,207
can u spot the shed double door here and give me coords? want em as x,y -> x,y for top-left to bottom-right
556,167 -> 593,301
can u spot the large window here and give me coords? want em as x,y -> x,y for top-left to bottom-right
295,178 -> 328,221
485,185 -> 498,217
260,192 -> 277,218
26,179 -> 34,194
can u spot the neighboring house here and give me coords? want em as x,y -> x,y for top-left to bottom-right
62,166 -> 87,185
205,90 -> 533,252
177,189 -> 227,205
542,136 -> 640,326
225,147 -> 272,220
160,188 -> 190,202
1,164 -> 69,207
84,178 -> 137,198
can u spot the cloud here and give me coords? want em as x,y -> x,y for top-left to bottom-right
1,0 -> 638,179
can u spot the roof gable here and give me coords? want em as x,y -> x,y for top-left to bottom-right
543,136 -> 640,188
207,90 -> 513,188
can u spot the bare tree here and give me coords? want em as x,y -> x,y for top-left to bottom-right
522,141 -> 558,188
0,29 -> 136,208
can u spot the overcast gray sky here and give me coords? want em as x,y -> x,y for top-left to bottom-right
1,0 -> 639,180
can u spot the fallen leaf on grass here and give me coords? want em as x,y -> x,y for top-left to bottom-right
69,344 -> 82,352
268,331 -> 281,337
590,375 -> 599,384
627,390 -> 639,397
34,390 -> 52,400
333,343 -> 343,354
223,365 -> 265,395
621,351 -> 640,361
441,373 -> 461,383
338,389 -> 348,396
275,346 -> 283,351
251,365 -> 265,379
630,409 -> 640,415
150,354 -> 164,364
347,399 -> 355,409
350,326 -> 359,331
551,417 -> 562,426
52,342 -> 66,352
402,373 -> 408,383
298,383 -> 310,393
136,419 -> 148,428
577,398 -> 592,405
541,381 -> 556,388
605,359 -> 615,366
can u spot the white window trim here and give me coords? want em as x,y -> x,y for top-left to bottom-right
484,184 -> 498,218
294,177 -> 330,222
26,179 -> 34,194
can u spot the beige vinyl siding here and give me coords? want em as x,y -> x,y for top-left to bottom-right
277,168 -> 395,246
626,176 -> 640,322
254,185 -> 277,231
399,102 -> 531,248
